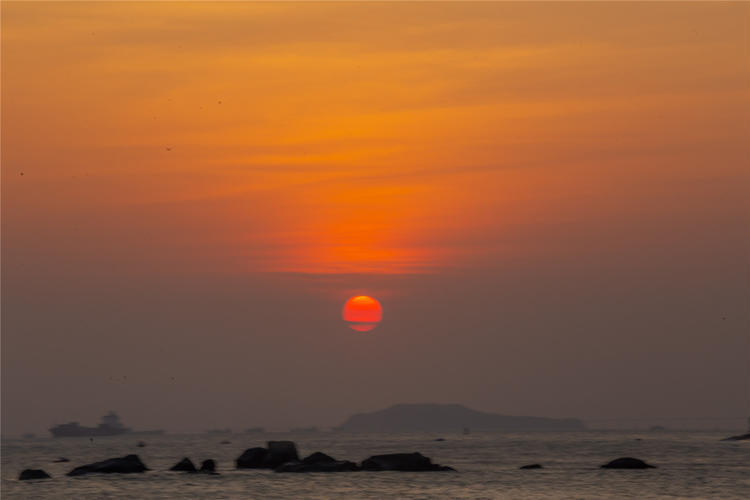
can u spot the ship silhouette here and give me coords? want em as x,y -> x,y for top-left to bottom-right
49,411 -> 163,437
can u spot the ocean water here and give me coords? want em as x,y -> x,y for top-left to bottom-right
2,431 -> 748,499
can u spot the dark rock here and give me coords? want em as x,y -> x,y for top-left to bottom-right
236,447 -> 268,469
236,441 -> 300,469
170,457 -> 197,472
302,452 -> 336,464
273,460 -> 302,472
136,441 -> 146,448
275,451 -> 360,473
434,438 -> 446,442
220,440 -> 231,444
275,460 -> 359,473
721,433 -> 750,441
199,459 -> 218,474
19,469 -> 51,480
67,454 -> 148,476
53,457 -> 70,463
263,441 -> 299,468
601,457 -> 655,469
361,452 -> 454,471
520,463 -> 543,469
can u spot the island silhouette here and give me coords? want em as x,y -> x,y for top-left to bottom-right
335,403 -> 584,432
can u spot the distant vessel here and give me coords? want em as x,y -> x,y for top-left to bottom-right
49,411 -> 163,437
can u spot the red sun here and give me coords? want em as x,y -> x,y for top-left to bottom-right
342,295 -> 382,332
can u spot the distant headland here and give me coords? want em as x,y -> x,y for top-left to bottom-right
335,403 -> 585,432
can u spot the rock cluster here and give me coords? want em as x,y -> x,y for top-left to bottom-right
18,443 -> 666,481
235,442 -> 454,473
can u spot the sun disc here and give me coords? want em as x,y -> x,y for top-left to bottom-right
342,295 -> 382,332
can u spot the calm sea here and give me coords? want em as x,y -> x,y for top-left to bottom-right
2,431 -> 748,499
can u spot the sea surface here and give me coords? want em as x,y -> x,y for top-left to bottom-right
2,431 -> 748,499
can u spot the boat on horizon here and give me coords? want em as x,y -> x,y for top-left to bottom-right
49,411 -> 164,437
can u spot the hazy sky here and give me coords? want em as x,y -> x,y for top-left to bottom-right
2,2 -> 749,435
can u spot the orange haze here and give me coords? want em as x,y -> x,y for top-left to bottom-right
4,2 -> 747,276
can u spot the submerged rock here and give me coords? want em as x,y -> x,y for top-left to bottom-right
263,441 -> 299,468
170,457 -> 197,472
601,457 -> 655,469
19,469 -> 51,480
67,454 -> 148,476
520,464 -> 543,469
275,451 -> 359,473
236,447 -> 269,469
361,452 -> 454,471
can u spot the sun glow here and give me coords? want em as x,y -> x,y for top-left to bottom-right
342,296 -> 383,332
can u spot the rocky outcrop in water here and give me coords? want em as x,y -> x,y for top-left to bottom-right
19,469 -> 51,480
275,451 -> 359,473
170,458 -> 197,472
265,441 -> 299,468
520,463 -> 543,469
361,452 -> 454,471
236,441 -> 298,469
198,458 -> 219,476
721,433 -> 750,441
601,457 -> 655,469
236,447 -> 269,468
199,459 -> 218,474
236,442 -> 453,472
67,454 -> 148,476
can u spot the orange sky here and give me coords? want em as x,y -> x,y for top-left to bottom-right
4,2 -> 747,276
